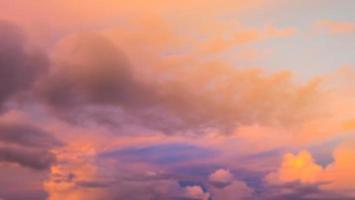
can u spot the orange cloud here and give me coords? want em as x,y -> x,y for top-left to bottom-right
0,1 -> 354,199
315,20 -> 355,34
0,0 -> 264,47
267,142 -> 355,197
184,185 -> 210,200
197,24 -> 296,54
34,29 -> 324,135
44,145 -> 104,200
322,145 -> 355,194
266,151 -> 323,184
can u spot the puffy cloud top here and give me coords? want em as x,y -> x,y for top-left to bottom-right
209,168 -> 234,188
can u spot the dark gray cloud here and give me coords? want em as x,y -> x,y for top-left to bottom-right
38,33 -> 156,109
0,20 -> 48,110
0,122 -> 63,149
0,146 -> 56,170
0,121 -> 63,170
37,33 -> 173,131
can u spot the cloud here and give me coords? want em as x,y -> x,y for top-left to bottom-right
0,164 -> 49,200
209,181 -> 254,200
37,33 -> 164,128
260,181 -> 353,200
45,154 -> 208,200
0,1 -> 354,200
209,168 -> 234,188
199,24 -> 296,54
266,144 -> 355,198
44,140 -> 214,200
38,33 -> 151,108
322,144 -> 355,195
0,119 -> 62,170
315,20 -> 355,34
266,151 -> 323,184
0,20 -> 48,110
0,146 -> 56,170
208,168 -> 254,200
183,185 -> 210,200
0,122 -> 63,149
37,31 -> 323,134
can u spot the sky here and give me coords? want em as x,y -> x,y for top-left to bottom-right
0,1 -> 354,200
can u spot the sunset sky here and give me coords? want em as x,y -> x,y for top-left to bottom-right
0,1 -> 355,200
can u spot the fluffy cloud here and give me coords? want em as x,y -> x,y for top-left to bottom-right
37,31 -> 323,134
322,145 -> 355,195
266,151 -> 323,184
183,185 -> 210,200
266,144 -> 355,198
0,1 -> 354,200
38,33 -> 151,109
208,168 -> 253,200
209,168 -> 234,188
0,20 -> 48,110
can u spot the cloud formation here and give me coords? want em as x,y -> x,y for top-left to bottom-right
209,168 -> 234,188
0,146 -> 56,170
266,144 -> 355,198
0,20 -> 48,110
315,20 -> 355,34
266,151 -> 323,184
36,31 -> 324,134
208,169 -> 253,200
0,122 -> 63,149
0,1 -> 354,199
0,118 -> 62,170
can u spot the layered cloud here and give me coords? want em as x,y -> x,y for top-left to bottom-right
0,114 -> 62,170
